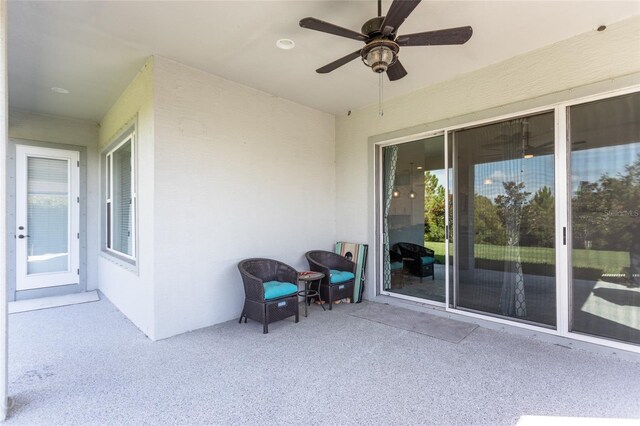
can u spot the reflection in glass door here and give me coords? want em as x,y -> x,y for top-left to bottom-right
452,112 -> 557,327
382,135 -> 446,303
569,92 -> 640,345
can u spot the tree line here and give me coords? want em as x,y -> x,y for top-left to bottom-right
423,155 -> 640,252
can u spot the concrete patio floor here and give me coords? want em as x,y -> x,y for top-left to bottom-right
6,296 -> 640,425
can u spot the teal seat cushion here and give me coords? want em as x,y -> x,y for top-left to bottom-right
421,256 -> 435,265
390,261 -> 403,271
263,281 -> 298,300
329,269 -> 355,284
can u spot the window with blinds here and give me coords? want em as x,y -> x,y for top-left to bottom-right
105,132 -> 136,260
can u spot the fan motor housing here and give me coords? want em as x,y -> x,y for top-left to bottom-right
361,16 -> 387,37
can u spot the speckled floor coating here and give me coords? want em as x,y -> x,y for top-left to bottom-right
6,297 -> 640,425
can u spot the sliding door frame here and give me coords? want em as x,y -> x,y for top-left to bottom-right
555,105 -> 570,338
374,84 -> 640,354
376,129 -> 447,307
561,89 -> 640,350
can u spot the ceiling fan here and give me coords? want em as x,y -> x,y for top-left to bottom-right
299,0 -> 473,81
483,120 -> 586,158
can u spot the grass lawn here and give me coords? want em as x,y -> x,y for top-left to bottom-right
425,241 -> 630,273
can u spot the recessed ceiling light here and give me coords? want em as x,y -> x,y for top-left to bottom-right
276,39 -> 295,50
51,87 -> 70,94
417,166 -> 423,170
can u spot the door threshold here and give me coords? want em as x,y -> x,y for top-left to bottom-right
9,291 -> 99,314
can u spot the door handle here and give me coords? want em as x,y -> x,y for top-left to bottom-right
17,234 -> 30,239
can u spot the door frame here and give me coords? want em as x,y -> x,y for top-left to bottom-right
374,84 -> 640,354
8,139 -> 87,301
376,129 -> 447,308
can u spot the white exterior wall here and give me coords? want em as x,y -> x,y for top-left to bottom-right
335,16 -> 640,300
8,110 -> 100,290
98,58 -> 156,339
152,56 -> 335,339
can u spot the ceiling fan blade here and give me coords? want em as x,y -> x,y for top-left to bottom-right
387,60 -> 408,81
300,17 -> 368,42
537,139 -> 586,148
397,26 -> 473,46
380,0 -> 422,36
316,50 -> 362,74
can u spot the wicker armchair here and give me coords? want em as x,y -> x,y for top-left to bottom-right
238,258 -> 299,334
305,250 -> 356,310
390,246 -> 403,264
394,242 -> 435,281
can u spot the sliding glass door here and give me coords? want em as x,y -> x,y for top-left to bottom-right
568,92 -> 640,345
379,90 -> 640,349
382,135 -> 446,303
452,112 -> 557,327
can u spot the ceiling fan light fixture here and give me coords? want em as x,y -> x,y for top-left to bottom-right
362,40 -> 399,73
366,46 -> 393,73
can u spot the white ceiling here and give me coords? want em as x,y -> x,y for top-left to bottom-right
8,1 -> 640,122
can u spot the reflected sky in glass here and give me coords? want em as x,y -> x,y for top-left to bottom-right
474,154 -> 554,201
571,142 -> 640,194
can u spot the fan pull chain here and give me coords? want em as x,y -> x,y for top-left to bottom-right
379,72 -> 384,117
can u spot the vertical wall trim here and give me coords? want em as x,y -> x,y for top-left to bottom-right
0,0 -> 9,420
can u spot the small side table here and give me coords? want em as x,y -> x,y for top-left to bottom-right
297,271 -> 326,317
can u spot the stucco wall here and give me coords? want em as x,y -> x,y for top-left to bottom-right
98,57 -> 156,338
335,16 -> 640,300
8,110 -> 100,291
152,56 -> 336,339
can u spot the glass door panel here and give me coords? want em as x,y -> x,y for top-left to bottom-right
382,135 -> 446,303
569,92 -> 640,345
26,156 -> 70,275
15,145 -> 80,291
453,112 -> 557,327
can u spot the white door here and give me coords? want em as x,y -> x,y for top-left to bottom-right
15,145 -> 80,290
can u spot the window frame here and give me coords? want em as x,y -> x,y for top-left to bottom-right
102,124 -> 137,264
